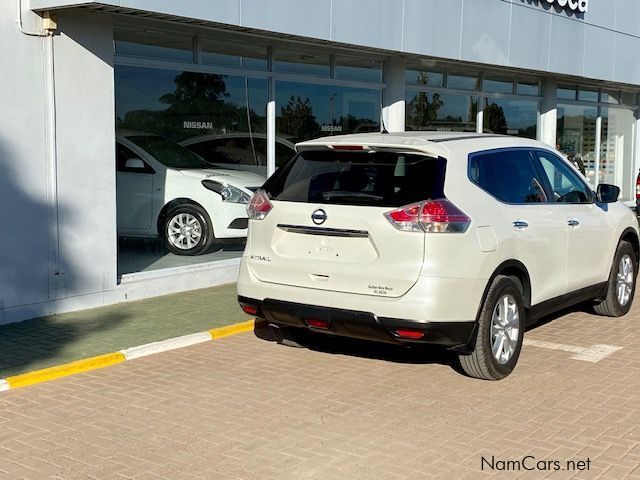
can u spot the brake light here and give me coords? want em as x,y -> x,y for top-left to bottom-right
384,199 -> 470,233
247,190 -> 273,220
636,173 -> 640,200
386,204 -> 424,232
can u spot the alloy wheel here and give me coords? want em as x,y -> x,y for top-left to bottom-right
167,213 -> 202,250
490,294 -> 520,365
617,254 -> 634,307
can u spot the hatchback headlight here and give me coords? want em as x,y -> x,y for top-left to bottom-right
202,180 -> 251,204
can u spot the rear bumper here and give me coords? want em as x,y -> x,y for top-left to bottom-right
238,257 -> 486,322
239,296 -> 476,349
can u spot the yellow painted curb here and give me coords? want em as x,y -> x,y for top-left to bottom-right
210,319 -> 255,339
2,319 -> 257,392
6,352 -> 126,390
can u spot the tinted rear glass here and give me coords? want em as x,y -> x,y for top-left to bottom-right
469,149 -> 546,204
127,135 -> 211,169
263,150 -> 446,207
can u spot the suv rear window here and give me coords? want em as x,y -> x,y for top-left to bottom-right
263,150 -> 446,207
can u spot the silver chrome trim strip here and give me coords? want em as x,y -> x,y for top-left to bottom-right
277,224 -> 368,238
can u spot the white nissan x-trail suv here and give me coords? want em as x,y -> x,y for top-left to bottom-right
237,132 -> 639,380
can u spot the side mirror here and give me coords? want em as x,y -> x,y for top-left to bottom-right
125,158 -> 145,170
596,184 -> 620,203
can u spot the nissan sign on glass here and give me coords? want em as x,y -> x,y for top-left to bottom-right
546,0 -> 589,13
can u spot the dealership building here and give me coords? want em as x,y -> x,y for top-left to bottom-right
2,0 -> 640,323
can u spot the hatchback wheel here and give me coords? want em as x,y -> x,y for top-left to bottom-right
593,241 -> 637,317
163,204 -> 213,256
459,275 -> 525,380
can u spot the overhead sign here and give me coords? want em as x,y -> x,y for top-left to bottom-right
545,0 -> 589,13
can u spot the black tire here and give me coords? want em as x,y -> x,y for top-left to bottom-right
162,204 -> 213,256
459,275 -> 525,381
593,241 -> 637,317
270,325 -> 308,348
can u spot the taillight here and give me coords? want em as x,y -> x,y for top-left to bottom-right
385,204 -> 424,232
636,173 -> 640,200
384,199 -> 470,233
247,190 -> 273,220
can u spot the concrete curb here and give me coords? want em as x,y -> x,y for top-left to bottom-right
1,319 -> 255,392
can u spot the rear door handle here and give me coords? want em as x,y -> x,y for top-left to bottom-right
567,219 -> 580,227
512,220 -> 529,230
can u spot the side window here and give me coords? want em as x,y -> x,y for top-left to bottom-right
535,152 -> 593,204
116,143 -> 154,173
469,149 -> 547,204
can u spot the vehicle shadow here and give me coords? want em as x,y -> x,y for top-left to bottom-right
526,301 -> 595,332
253,320 -> 465,374
0,135 -> 132,378
0,312 -> 129,378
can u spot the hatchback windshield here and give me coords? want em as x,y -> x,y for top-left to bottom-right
127,135 -> 212,169
263,150 -> 446,207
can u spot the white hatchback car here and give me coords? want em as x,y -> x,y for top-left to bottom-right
238,132 -> 639,380
116,132 -> 265,255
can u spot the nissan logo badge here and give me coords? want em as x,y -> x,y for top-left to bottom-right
311,209 -> 327,225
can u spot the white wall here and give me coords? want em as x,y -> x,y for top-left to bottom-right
0,4 -> 117,323
0,1 -> 50,318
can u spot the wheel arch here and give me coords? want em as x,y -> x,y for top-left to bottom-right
479,260 -> 532,314
455,260 -> 532,354
157,198 -> 209,238
620,227 -> 639,266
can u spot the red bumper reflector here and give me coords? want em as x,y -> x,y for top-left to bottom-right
306,319 -> 330,329
394,329 -> 424,339
241,305 -> 258,315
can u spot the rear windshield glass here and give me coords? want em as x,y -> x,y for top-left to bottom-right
127,135 -> 211,169
263,150 -> 446,207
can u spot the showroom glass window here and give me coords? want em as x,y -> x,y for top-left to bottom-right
406,68 -> 539,138
114,24 -> 270,175
405,69 -> 478,132
556,86 -> 638,200
115,66 -> 268,149
274,51 -> 383,146
483,76 -> 539,139
556,104 -> 598,184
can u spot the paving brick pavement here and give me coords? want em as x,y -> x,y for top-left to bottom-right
1,301 -> 640,479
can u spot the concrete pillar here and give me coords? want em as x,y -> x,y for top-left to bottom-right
382,56 -> 405,132
539,78 -> 557,147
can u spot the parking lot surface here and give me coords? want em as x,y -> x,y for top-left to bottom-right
1,302 -> 640,479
